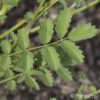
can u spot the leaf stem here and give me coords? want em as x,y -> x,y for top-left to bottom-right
0,0 -> 100,39
0,0 -> 58,39
84,90 -> 100,99
0,73 -> 23,84
0,38 -> 67,85
0,0 -> 100,85
73,0 -> 100,14
9,38 -> 67,56
30,0 -> 100,34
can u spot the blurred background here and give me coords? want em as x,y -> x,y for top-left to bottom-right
0,0 -> 100,100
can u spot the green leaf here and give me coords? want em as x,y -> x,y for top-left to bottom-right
25,75 -> 40,90
55,45 -> 79,67
0,55 -> 11,71
12,51 -> 24,73
24,11 -> 35,22
0,14 -> 7,21
75,92 -> 84,100
6,80 -> 16,91
56,67 -> 73,81
5,69 -> 14,78
3,0 -> 19,7
60,40 -> 84,63
0,71 -> 5,78
78,71 -> 87,80
17,75 -> 26,83
37,0 -> 45,5
68,24 -> 97,41
55,8 -> 72,38
0,40 -> 11,54
50,98 -> 57,100
75,0 -> 82,7
41,46 -> 61,71
17,28 -> 29,49
39,18 -> 54,44
58,0 -> 67,7
40,68 -> 53,87
89,85 -> 97,93
21,51 -> 34,71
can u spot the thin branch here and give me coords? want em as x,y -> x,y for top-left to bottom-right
0,73 -> 23,84
10,38 -> 67,57
0,0 -> 58,39
30,0 -> 100,34
0,0 -> 100,85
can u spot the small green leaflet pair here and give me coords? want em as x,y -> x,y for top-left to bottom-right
38,8 -> 97,81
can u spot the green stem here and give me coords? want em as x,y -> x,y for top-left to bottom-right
10,38 -> 67,57
73,0 -> 100,14
0,73 -> 23,84
0,38 -> 66,85
0,0 -> 100,85
0,0 -> 100,39
85,90 -> 100,99
0,0 -> 58,39
30,26 -> 40,34
30,0 -> 100,34
0,6 -> 8,15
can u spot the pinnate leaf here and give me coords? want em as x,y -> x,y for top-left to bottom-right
68,23 -> 97,41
